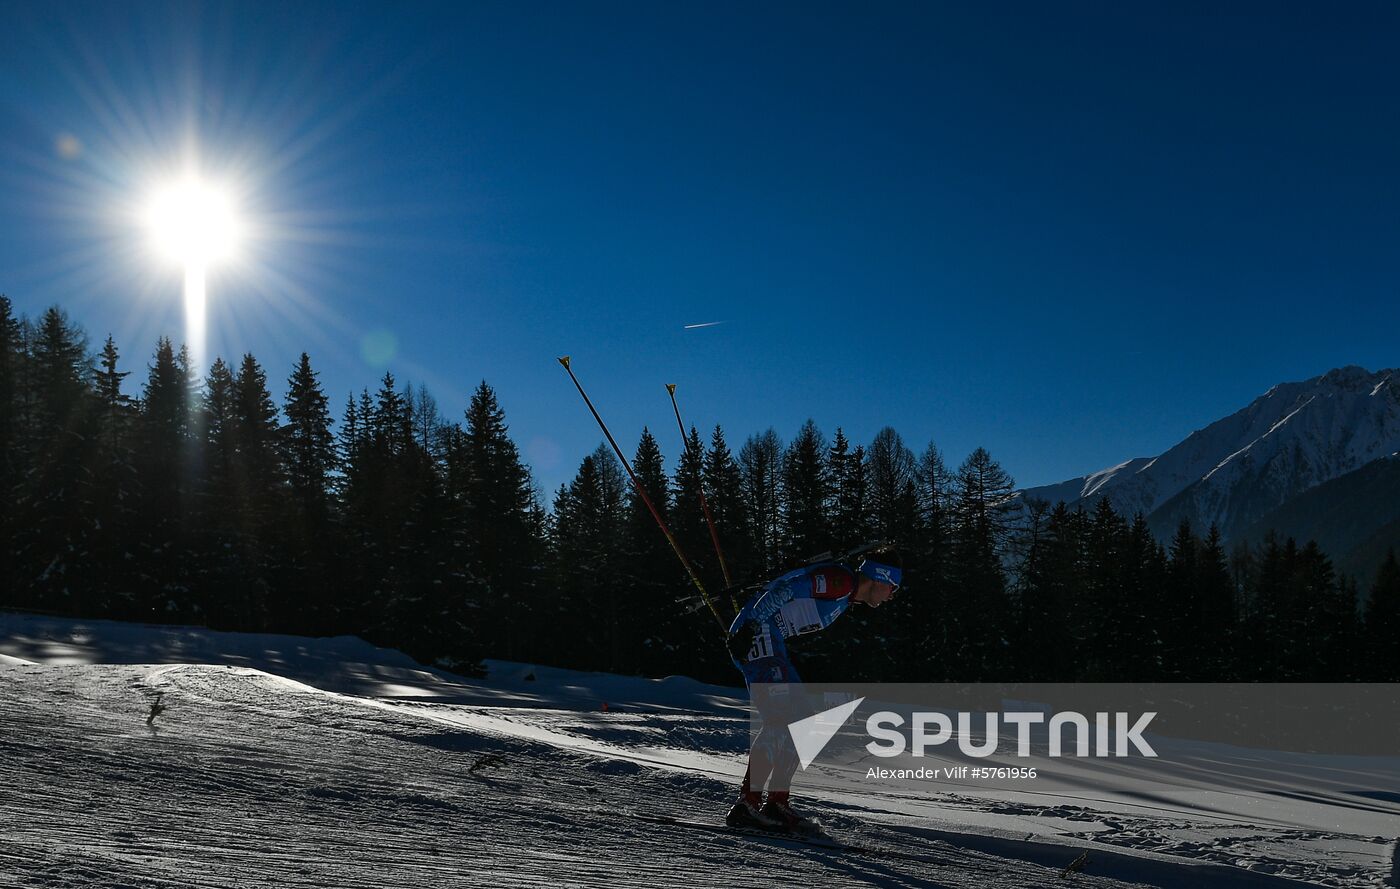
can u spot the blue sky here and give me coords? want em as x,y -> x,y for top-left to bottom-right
2,1 -> 1397,499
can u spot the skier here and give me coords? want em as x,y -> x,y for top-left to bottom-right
724,546 -> 902,831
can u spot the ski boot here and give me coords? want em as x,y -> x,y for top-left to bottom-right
760,792 -> 813,833
726,794 -> 784,830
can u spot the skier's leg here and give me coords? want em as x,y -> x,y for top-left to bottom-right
759,659 -> 803,797
762,727 -> 814,830
728,654 -> 796,828
739,657 -> 784,799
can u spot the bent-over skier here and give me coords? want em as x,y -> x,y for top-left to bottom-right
725,546 -> 902,830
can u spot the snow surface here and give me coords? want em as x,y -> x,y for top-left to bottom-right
2,612 -> 1396,888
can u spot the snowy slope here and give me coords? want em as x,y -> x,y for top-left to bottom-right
2,613 -> 1397,889
1020,366 -> 1400,539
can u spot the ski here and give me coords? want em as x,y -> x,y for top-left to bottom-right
628,812 -> 966,867
628,812 -> 881,857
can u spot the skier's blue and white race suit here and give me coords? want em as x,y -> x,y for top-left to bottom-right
728,562 -> 857,686
729,562 -> 858,798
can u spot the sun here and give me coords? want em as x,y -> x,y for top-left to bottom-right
143,175 -> 245,371
145,177 -> 242,267
21,14 -> 406,380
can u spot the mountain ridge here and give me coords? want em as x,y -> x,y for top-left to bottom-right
1020,365 -> 1400,572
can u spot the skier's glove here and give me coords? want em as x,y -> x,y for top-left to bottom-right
727,620 -> 758,661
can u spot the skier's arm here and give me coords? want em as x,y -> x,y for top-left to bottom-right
726,574 -> 802,660
726,590 -> 767,658
726,571 -> 802,641
746,571 -> 809,626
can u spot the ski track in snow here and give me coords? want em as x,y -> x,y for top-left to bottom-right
0,663 -> 1151,889
1,614 -> 1395,889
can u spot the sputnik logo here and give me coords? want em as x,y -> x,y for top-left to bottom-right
787,696 -> 866,769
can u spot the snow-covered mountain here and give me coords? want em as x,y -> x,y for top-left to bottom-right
1021,366 -> 1400,541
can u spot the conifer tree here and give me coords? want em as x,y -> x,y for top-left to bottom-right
395,415 -> 472,671
196,356 -> 247,626
11,315 -> 38,452
0,297 -> 19,472
338,388 -> 380,628
704,425 -> 750,587
233,354 -> 284,521
346,373 -> 414,630
1014,502 -> 1083,680
12,308 -> 97,612
30,306 -> 90,436
1242,536 -> 1353,680
1080,498 -> 1130,678
1162,518 -> 1200,679
1363,550 -> 1400,680
669,426 -> 736,679
1123,512 -> 1168,679
780,419 -> 830,565
140,338 -> 192,468
203,358 -> 238,512
282,353 -> 335,520
622,428 -> 682,675
374,372 -> 409,457
672,426 -> 717,586
914,442 -> 953,572
409,383 -> 442,458
905,442 -> 954,673
739,429 -> 783,576
455,381 -> 538,661
1301,540 -> 1356,681
0,299 -> 21,597
550,447 -> 626,669
88,335 -> 139,615
269,362 -> 337,629
1242,534 -> 1289,679
830,438 -> 870,552
134,337 -> 197,617
93,337 -> 130,444
223,354 -> 285,626
848,427 -> 919,678
1196,525 -> 1238,679
948,447 -> 1016,679
357,389 -> 375,452
827,428 -> 849,512
177,343 -> 202,452
339,393 -> 361,473
867,426 -> 919,551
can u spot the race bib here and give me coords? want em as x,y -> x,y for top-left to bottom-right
775,597 -> 822,636
747,627 -> 774,660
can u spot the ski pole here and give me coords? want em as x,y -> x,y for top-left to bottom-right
665,384 -> 735,604
558,357 -> 728,632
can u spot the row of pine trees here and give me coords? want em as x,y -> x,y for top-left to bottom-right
2,297 -> 1397,682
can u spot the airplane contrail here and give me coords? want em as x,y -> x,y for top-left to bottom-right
683,321 -> 726,330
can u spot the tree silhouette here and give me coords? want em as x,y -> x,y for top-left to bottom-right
2,298 -> 1391,686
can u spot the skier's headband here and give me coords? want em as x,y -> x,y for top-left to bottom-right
857,559 -> 902,589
